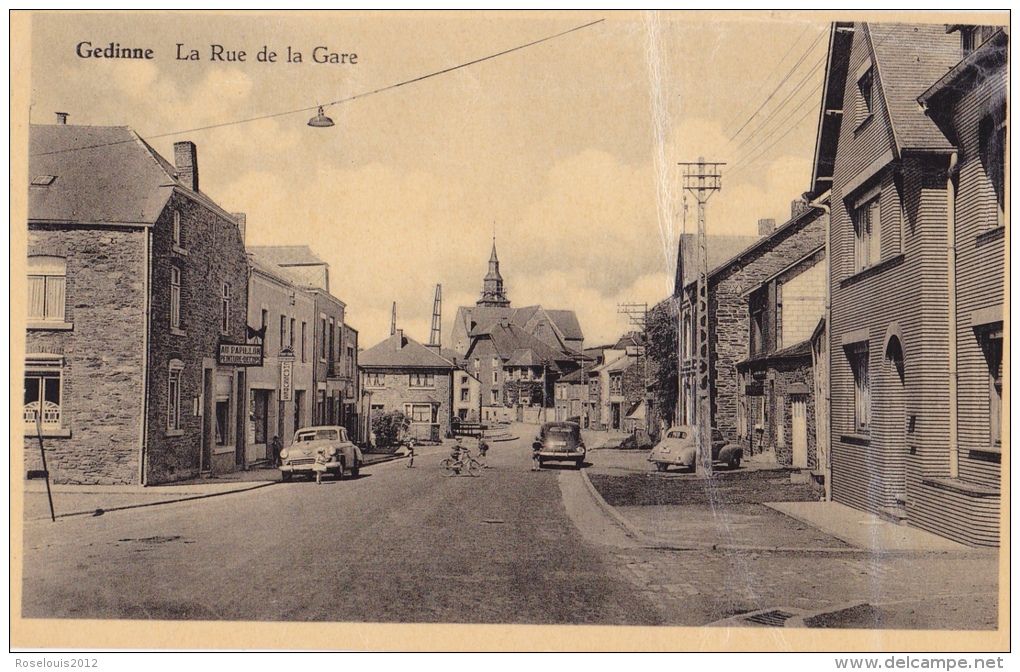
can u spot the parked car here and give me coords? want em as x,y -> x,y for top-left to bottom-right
533,421 -> 586,469
647,426 -> 742,472
279,425 -> 363,482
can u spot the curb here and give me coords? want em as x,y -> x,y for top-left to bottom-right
578,467 -> 654,544
25,480 -> 277,522
580,469 -> 886,555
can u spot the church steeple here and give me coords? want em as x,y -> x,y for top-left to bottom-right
477,235 -> 510,307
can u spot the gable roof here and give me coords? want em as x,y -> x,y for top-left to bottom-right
248,245 -> 327,267
29,124 -> 238,226
867,23 -> 960,154
456,304 -> 584,351
675,234 -> 763,290
248,251 -> 308,288
359,332 -> 456,370
467,321 -> 576,372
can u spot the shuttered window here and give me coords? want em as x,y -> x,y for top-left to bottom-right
853,196 -> 881,273
849,343 -> 871,433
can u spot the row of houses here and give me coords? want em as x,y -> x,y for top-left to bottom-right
646,22 -> 1006,547
355,240 -> 588,437
25,119 -> 359,485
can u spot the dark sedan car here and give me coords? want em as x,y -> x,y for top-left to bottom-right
533,421 -> 586,469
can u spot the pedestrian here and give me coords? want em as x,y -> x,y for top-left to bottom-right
477,439 -> 490,468
406,438 -> 416,468
271,435 -> 283,467
531,439 -> 541,471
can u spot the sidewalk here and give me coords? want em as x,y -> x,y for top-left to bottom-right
21,454 -> 406,522
583,447 -> 972,554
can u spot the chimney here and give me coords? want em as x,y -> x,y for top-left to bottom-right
232,212 -> 246,243
791,198 -> 810,220
500,316 -> 509,328
173,141 -> 199,192
758,218 -> 776,237
55,112 -> 69,125
394,329 -> 403,349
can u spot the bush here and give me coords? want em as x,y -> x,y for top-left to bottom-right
372,411 -> 409,448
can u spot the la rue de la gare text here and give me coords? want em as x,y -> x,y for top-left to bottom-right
75,42 -> 358,64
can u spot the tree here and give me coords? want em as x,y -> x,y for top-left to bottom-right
645,297 -> 679,428
372,410 -> 410,448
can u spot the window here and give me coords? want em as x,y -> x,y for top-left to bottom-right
220,283 -> 231,334
490,389 -> 499,404
346,346 -> 354,377
857,67 -> 874,122
27,256 -> 66,321
290,318 -> 295,349
980,105 -> 1006,228
492,357 -> 500,368
260,309 -> 268,335
853,196 -> 881,273
301,322 -> 307,362
749,287 -> 766,357
682,313 -> 693,360
408,404 -> 434,423
280,315 -> 287,352
460,388 -> 470,402
24,357 -> 62,431
492,370 -> 499,384
329,319 -> 336,362
981,328 -> 1003,449
409,372 -> 435,388
473,358 -> 480,371
170,266 -> 181,330
365,372 -> 384,387
610,373 -> 622,394
173,210 -> 181,246
849,343 -> 871,433
167,360 -> 183,431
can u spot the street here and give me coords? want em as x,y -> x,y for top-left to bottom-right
21,432 -> 657,624
21,427 -> 998,629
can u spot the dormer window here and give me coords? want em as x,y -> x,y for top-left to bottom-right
857,66 -> 874,122
31,175 -> 56,187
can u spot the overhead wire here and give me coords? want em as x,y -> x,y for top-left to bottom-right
723,23 -> 811,137
728,26 -> 828,143
733,52 -> 826,153
30,18 -> 604,157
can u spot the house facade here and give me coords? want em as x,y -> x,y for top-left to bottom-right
359,329 -> 455,443
814,22 -> 1005,545
245,249 -> 315,461
26,122 -> 249,484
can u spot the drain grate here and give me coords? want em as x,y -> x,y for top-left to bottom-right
744,609 -> 796,627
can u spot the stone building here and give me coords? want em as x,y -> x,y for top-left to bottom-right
813,22 -> 1005,545
25,121 -> 249,484
674,212 -> 826,461
359,329 -> 456,443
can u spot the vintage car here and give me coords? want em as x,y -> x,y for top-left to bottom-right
533,421 -> 586,469
279,425 -> 363,482
647,425 -> 742,472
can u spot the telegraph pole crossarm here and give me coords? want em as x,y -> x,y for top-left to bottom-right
678,158 -> 724,478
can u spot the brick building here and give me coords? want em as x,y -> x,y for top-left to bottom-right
812,22 -> 1005,545
25,121 -> 249,484
359,329 -> 456,443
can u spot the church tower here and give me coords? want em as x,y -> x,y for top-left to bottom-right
477,238 -> 510,307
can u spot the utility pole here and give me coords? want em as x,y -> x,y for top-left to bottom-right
679,158 -> 723,478
390,302 -> 397,337
429,284 -> 442,348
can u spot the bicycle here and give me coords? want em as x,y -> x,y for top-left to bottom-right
440,448 -> 482,477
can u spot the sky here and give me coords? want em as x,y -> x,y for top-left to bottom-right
28,10 -> 840,347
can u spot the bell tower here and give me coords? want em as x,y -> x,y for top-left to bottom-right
477,237 -> 510,307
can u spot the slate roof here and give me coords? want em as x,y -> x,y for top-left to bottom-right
248,251 -> 307,288
557,369 -> 586,384
737,339 -> 814,367
29,124 -> 240,227
675,234 -> 762,290
359,332 -> 456,369
867,23 -> 960,153
30,125 -> 174,225
248,245 -> 327,267
468,322 -> 576,372
457,304 -> 584,345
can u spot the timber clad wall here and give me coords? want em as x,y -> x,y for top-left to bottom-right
827,23 -> 1004,545
145,193 -> 249,484
25,227 -> 147,484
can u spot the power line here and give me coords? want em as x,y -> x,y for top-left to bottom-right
730,79 -> 823,169
723,24 -> 811,136
728,103 -> 819,179
734,53 -> 826,153
728,26 -> 827,143
31,18 -> 604,157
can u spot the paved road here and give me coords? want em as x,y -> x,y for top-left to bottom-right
20,433 -> 659,625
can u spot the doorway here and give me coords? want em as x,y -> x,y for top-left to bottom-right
792,395 -> 808,468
